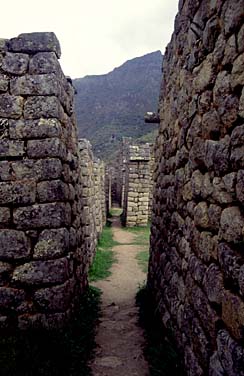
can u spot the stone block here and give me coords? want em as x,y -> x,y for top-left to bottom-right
8,32 -> 61,58
220,207 -> 244,243
218,242 -> 241,287
37,180 -> 69,202
0,74 -> 9,92
0,287 -> 26,310
27,138 -> 66,159
11,158 -> 62,181
236,170 -> 244,203
9,118 -> 62,139
0,180 -> 36,204
0,262 -> 12,285
231,53 -> 244,88
0,207 -> 11,226
217,329 -> 244,376
203,263 -> 224,304
29,52 -> 61,74
33,228 -> 69,260
0,230 -> 30,260
194,202 -> 209,228
208,204 -> 222,231
0,94 -> 23,119
13,202 -> 71,229
2,52 -> 29,75
10,74 -> 59,96
222,290 -> 244,339
24,96 -> 63,120
0,139 -> 24,157
12,258 -> 69,286
34,279 -> 74,312
205,137 -> 230,174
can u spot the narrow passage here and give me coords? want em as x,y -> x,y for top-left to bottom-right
91,214 -> 149,376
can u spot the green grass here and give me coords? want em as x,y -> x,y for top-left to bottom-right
89,225 -> 118,282
109,207 -> 123,216
136,285 -> 185,376
0,286 -> 101,376
136,250 -> 149,273
124,224 -> 150,246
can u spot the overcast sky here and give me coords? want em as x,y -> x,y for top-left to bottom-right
1,0 -> 179,78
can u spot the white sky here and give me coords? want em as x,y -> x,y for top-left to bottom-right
1,0 -> 179,78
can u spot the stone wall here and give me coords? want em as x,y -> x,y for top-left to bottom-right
78,139 -> 97,274
148,1 -> 244,374
0,33 -> 106,330
122,144 -> 151,227
94,159 -> 106,236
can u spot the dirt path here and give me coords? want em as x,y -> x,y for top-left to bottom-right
90,216 -> 149,376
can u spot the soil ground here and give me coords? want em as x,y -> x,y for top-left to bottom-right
90,215 -> 149,376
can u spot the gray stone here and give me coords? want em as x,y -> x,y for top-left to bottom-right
2,52 -> 29,75
231,146 -> 244,169
217,329 -> 244,376
0,230 -> 30,260
222,34 -> 238,65
8,32 -> 61,58
10,74 -> 59,96
194,202 -> 209,228
205,137 -> 230,174
236,170 -> 244,203
193,54 -> 215,93
34,279 -> 74,312
12,258 -> 69,286
9,118 -> 62,139
0,74 -> 9,92
0,207 -> 11,226
27,138 -> 66,159
208,204 -> 222,231
203,263 -> 223,304
33,228 -> 69,260
237,24 -> 244,53
29,52 -> 61,74
24,96 -> 63,120
220,207 -> 244,243
37,180 -> 69,202
0,287 -> 26,310
222,0 -> 244,36
218,242 -> 241,286
209,352 -> 225,376
202,109 -> 221,138
11,158 -> 62,181
0,139 -> 24,157
203,16 -> 220,53
13,202 -> 71,229
0,94 -> 23,119
240,88 -> 244,118
231,53 -> 244,88
0,180 -> 36,204
231,125 -> 244,146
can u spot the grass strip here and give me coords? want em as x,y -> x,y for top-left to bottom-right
136,250 -> 149,273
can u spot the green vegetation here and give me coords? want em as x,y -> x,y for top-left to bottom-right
89,225 -> 118,282
136,285 -> 185,376
109,207 -> 123,216
0,286 -> 101,376
136,250 -> 150,273
125,223 -> 151,246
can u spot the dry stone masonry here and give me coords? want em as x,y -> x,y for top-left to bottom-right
121,143 -> 151,227
148,1 -> 244,375
0,33 -> 106,330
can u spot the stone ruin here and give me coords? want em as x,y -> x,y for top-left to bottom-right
111,138 -> 155,227
148,0 -> 244,374
0,33 -> 105,329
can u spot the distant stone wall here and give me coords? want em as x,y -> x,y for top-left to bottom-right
0,33 -> 106,330
78,139 -> 97,274
94,159 -> 106,236
122,144 -> 151,226
148,1 -> 244,374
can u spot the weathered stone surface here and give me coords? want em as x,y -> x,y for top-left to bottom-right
218,242 -> 241,286
0,94 -> 23,119
33,228 -> 69,260
222,290 -> 244,339
0,74 -> 9,92
8,32 -> 61,58
203,264 -> 223,304
0,180 -> 36,204
12,258 -> 69,286
0,230 -> 30,260
10,74 -> 59,96
208,204 -> 222,230
11,158 -> 62,181
34,279 -> 74,312
220,207 -> 244,242
217,329 -> 244,376
29,52 -> 61,74
236,169 -> 244,203
24,96 -> 63,120
0,207 -> 11,226
0,139 -> 24,157
2,52 -> 29,75
231,53 -> 244,88
0,287 -> 26,310
205,137 -> 230,174
239,265 -> 244,295
27,138 -> 66,159
209,352 -> 225,376
37,180 -> 68,202
193,54 -> 215,93
9,118 -> 62,139
13,202 -> 71,229
194,202 -> 209,228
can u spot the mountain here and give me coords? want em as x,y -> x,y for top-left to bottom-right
73,51 -> 162,161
